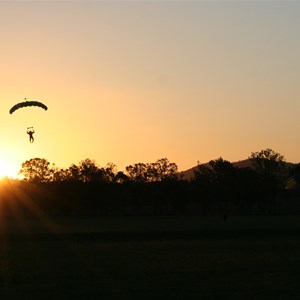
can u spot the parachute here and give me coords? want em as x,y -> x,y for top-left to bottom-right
9,99 -> 48,114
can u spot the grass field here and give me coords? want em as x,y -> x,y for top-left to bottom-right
0,215 -> 300,299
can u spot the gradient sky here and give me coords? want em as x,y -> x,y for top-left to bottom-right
0,0 -> 299,177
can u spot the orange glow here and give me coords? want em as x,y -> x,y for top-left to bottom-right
0,159 -> 19,179
0,180 -> 62,236
0,1 -> 299,173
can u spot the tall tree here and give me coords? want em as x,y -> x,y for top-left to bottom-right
249,148 -> 287,187
125,163 -> 148,182
249,148 -> 286,212
19,158 -> 53,183
249,148 -> 285,177
126,159 -> 178,182
149,158 -> 179,182
74,158 -> 104,182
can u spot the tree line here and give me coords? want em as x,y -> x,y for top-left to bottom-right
18,157 -> 179,183
2,148 -> 300,216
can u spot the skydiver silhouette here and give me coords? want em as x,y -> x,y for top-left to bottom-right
27,128 -> 35,143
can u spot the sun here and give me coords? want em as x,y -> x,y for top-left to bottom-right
0,159 -> 19,179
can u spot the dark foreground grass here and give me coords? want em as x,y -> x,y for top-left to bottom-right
0,216 -> 300,299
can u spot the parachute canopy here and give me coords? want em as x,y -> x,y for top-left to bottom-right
9,100 -> 48,114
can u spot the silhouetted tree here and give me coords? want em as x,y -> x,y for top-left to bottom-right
126,163 -> 149,182
249,148 -> 285,178
126,159 -> 179,183
114,171 -> 129,184
102,163 -> 117,182
148,158 -> 178,182
208,158 -> 237,212
19,158 -> 53,183
249,148 -> 286,212
249,149 -> 286,189
51,167 -> 71,182
65,164 -> 80,181
234,167 -> 260,213
73,158 -> 105,182
288,163 -> 300,177
209,157 -> 236,184
16,151 -> 300,216
193,163 -> 215,212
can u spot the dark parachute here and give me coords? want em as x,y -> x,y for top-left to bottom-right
9,100 -> 48,114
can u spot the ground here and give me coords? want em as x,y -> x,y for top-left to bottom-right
0,215 -> 299,299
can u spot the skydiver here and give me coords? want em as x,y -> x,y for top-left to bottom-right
27,128 -> 35,143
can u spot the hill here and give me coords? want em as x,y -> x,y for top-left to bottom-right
180,159 -> 294,181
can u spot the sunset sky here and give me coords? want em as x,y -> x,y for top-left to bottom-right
0,0 -> 299,178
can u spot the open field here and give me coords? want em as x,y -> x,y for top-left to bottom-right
0,215 -> 300,299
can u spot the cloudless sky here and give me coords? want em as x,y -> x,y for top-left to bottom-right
0,0 -> 299,177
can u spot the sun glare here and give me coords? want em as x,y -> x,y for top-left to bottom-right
0,159 -> 19,179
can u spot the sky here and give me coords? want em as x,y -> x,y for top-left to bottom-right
0,0 -> 299,178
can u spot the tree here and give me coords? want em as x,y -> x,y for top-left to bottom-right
249,148 -> 286,212
149,158 -> 178,182
208,157 -> 236,184
249,148 -> 285,177
69,158 -> 104,182
249,148 -> 286,188
126,163 -> 148,182
19,158 -> 53,183
114,171 -> 129,184
208,158 -> 237,210
102,163 -> 117,183
126,159 -> 179,183
125,163 -> 149,182
194,163 -> 214,184
67,163 -> 81,181
51,166 -> 71,182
